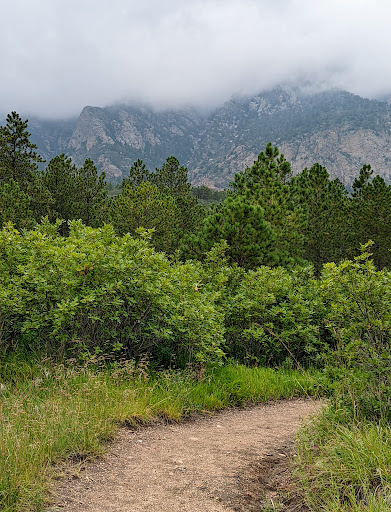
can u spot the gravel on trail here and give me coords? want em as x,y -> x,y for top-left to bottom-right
48,399 -> 322,512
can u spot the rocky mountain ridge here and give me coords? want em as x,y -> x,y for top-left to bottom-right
23,87 -> 391,188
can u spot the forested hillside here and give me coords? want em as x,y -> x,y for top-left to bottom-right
21,87 -> 391,188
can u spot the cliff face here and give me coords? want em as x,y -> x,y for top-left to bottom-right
26,88 -> 391,187
186,88 -> 391,188
63,105 -> 203,181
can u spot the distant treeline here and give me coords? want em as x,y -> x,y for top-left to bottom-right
1,111 -> 391,272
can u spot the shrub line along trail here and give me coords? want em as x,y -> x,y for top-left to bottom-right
48,399 -> 322,512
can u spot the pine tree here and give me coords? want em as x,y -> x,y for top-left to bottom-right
153,156 -> 205,240
290,163 -> 351,274
351,165 -> 391,268
152,156 -> 191,197
26,172 -> 54,221
0,112 -> 45,187
110,182 -> 181,253
0,179 -> 35,229
121,159 -> 151,189
74,159 -> 107,227
180,195 -> 285,269
42,154 -> 78,234
229,143 -> 304,262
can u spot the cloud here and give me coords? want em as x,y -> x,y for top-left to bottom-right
1,0 -> 391,118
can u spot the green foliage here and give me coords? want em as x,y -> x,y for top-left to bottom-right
41,155 -> 107,233
122,159 -> 151,189
231,142 -> 293,190
351,166 -> 391,269
181,143 -> 307,268
116,157 -> 205,252
42,153 -> 78,233
74,158 -> 108,227
152,156 -> 191,197
0,112 -> 45,186
191,185 -> 226,206
181,195 -> 280,268
110,181 -> 181,253
0,221 -> 225,366
225,266 -> 324,365
320,242 -> 391,421
0,179 -> 35,230
229,143 -> 305,263
25,173 -> 53,221
152,156 -> 205,240
290,163 -> 352,274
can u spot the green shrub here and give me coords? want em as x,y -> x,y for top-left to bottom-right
320,242 -> 391,421
224,265 -> 325,365
0,221 -> 225,367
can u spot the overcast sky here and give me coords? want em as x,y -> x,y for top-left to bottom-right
1,0 -> 390,119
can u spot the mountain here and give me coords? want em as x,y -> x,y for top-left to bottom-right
25,87 -> 391,188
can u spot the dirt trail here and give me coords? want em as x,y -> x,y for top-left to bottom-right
48,399 -> 322,512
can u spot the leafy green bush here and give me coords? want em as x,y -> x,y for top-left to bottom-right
320,242 -> 391,421
0,221 -> 225,366
224,265 -> 325,365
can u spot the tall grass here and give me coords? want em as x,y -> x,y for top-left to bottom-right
296,406 -> 391,512
0,356 -> 318,512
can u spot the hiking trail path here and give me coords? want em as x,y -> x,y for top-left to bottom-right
48,399 -> 322,512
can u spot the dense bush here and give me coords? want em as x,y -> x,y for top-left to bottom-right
320,242 -> 391,421
224,265 -> 326,366
0,221 -> 225,366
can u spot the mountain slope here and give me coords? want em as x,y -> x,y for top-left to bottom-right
24,88 -> 391,187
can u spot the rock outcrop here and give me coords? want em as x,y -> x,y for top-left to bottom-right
26,87 -> 391,187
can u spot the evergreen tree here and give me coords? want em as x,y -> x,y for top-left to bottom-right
229,143 -> 304,262
74,159 -> 108,227
110,181 -> 181,253
192,185 -> 226,206
42,154 -> 78,234
26,172 -> 54,221
231,142 -> 292,195
152,156 -> 191,197
290,163 -> 351,274
352,164 -> 373,194
153,156 -> 205,240
0,112 -> 44,187
351,165 -> 391,268
122,159 -> 151,189
180,195 -> 285,269
0,178 -> 35,229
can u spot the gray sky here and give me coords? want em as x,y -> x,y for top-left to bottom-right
1,0 -> 390,119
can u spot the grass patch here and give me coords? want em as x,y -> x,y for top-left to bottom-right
0,356 -> 318,512
296,407 -> 391,511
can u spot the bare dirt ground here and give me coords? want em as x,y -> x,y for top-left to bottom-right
47,399 -> 322,512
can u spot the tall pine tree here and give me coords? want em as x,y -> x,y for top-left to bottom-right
0,179 -> 35,230
0,112 -> 44,188
229,143 -> 304,263
290,163 -> 351,274
180,195 -> 279,269
110,181 -> 181,253
74,159 -> 107,227
351,165 -> 391,268
121,159 -> 151,189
